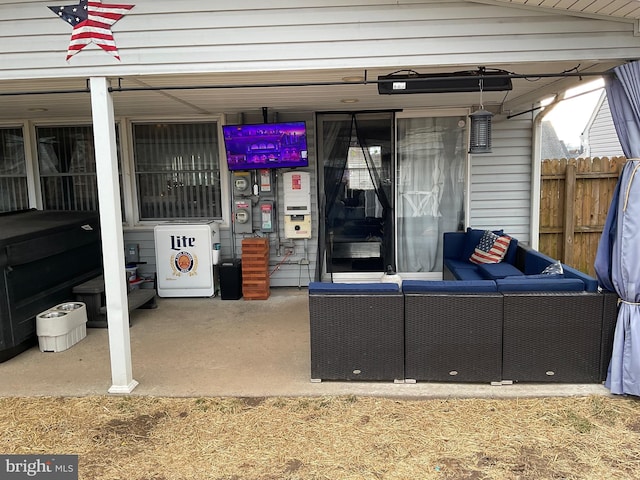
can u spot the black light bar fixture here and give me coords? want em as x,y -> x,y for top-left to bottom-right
377,68 -> 512,95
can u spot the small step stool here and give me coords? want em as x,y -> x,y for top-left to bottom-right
72,275 -> 157,328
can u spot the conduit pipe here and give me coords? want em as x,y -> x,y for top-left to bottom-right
0,69 -> 610,97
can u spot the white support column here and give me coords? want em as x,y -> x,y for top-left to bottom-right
89,77 -> 138,394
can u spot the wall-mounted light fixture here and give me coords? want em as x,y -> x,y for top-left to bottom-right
469,75 -> 493,154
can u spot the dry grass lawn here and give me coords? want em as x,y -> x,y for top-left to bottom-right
1,394 -> 640,479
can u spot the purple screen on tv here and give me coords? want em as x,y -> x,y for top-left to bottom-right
222,121 -> 309,170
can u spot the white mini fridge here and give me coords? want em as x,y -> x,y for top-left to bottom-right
154,220 -> 220,297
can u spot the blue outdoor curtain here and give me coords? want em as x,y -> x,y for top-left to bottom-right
605,63 -> 640,159
594,60 -> 640,396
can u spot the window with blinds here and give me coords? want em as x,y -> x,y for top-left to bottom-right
0,128 -> 29,213
36,125 -> 97,211
35,125 -> 124,214
132,122 -> 222,220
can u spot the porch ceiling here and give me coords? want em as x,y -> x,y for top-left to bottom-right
471,0 -> 640,22
0,60 -> 616,123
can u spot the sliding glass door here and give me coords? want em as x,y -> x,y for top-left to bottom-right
396,111 -> 467,276
317,113 -> 394,280
317,110 -> 467,281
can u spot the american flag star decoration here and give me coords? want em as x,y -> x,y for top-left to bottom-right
49,0 -> 134,61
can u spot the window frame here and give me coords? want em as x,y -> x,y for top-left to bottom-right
394,108 -> 471,279
33,123 -> 106,213
0,125 -> 30,213
127,116 -> 230,228
30,121 -> 134,220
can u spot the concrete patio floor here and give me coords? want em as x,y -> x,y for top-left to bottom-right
0,287 -> 611,399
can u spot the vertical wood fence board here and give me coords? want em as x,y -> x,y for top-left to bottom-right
539,156 -> 627,278
563,162 -> 576,265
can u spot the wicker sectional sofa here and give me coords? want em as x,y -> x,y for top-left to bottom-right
443,229 -> 599,292
308,230 -> 619,384
308,283 -> 405,383
402,280 -> 617,384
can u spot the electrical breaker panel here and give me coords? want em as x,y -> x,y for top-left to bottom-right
282,171 -> 311,214
284,214 -> 312,239
234,199 -> 253,234
259,169 -> 274,194
260,201 -> 274,232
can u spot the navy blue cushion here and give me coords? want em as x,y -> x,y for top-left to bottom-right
503,237 -> 518,265
562,265 -> 599,292
403,280 -> 497,293
443,258 -> 485,280
522,250 -> 599,292
443,232 -> 467,260
453,268 -> 487,281
503,273 -> 563,280
523,250 -> 556,275
308,282 -> 399,293
444,258 -> 478,271
495,278 -> 585,292
477,262 -> 523,280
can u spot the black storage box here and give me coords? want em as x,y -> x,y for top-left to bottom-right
0,209 -> 102,362
219,259 -> 242,300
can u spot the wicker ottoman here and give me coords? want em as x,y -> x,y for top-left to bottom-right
502,292 -> 604,383
309,284 -> 404,382
404,292 -> 503,383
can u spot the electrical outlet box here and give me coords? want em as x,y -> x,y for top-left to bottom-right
125,243 -> 139,264
284,214 -> 312,239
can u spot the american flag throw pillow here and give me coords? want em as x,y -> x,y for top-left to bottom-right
469,230 -> 511,264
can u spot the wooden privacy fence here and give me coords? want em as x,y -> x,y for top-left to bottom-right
539,156 -> 627,277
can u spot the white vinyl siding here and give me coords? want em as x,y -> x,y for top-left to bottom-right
469,116 -> 532,244
225,112 -> 319,288
5,0 -> 633,286
1,1 -> 638,81
125,112 -> 319,288
586,95 -> 624,158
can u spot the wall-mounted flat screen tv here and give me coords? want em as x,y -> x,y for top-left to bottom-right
222,121 -> 309,171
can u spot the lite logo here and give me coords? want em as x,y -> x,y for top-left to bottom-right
170,235 -> 196,251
